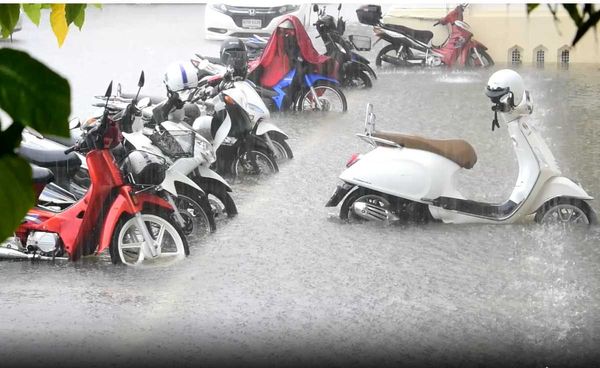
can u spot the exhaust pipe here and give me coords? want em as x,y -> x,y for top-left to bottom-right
352,202 -> 398,222
0,247 -> 66,261
380,54 -> 422,67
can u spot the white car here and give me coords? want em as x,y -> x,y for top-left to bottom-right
204,2 -> 310,40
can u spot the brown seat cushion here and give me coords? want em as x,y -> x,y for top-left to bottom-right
373,131 -> 478,169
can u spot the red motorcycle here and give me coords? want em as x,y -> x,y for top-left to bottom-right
1,76 -> 189,266
357,4 -> 494,68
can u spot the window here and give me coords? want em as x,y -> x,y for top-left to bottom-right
560,49 -> 570,65
533,45 -> 547,68
508,46 -> 523,65
558,45 -> 571,67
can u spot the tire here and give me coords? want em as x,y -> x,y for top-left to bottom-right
110,207 -> 189,266
467,48 -> 494,68
193,177 -> 238,219
297,81 -> 347,112
534,197 -> 598,225
232,147 -> 279,183
267,131 -> 294,162
345,70 -> 373,89
375,44 -> 405,67
339,187 -> 393,222
172,184 -> 217,237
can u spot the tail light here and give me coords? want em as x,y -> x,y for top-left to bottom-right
346,153 -> 361,168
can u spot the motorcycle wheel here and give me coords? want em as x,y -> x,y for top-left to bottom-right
375,44 -> 406,67
267,131 -> 294,162
172,185 -> 216,238
467,48 -> 494,68
193,178 -> 238,219
345,71 -> 372,89
232,148 -> 279,184
297,81 -> 348,112
339,187 -> 393,223
110,208 -> 189,266
534,197 -> 597,225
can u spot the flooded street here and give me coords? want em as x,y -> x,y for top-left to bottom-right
1,4 -> 600,366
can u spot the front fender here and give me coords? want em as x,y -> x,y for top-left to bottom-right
196,165 -> 232,191
97,188 -> 173,254
343,60 -> 377,80
304,73 -> 340,87
528,176 -> 594,214
256,121 -> 288,138
160,163 -> 204,197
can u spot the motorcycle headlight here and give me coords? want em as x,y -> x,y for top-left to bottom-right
211,3 -> 228,13
278,5 -> 300,14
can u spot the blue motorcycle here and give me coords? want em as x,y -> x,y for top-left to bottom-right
253,59 -> 348,113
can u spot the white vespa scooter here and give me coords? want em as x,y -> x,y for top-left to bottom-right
326,69 -> 597,225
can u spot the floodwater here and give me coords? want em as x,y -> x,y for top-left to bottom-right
1,4 -> 600,367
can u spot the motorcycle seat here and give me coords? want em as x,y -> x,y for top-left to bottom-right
31,164 -> 54,185
19,144 -> 82,169
45,134 -> 77,147
381,23 -> 434,44
373,131 -> 477,169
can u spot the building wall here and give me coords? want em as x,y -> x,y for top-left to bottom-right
383,4 -> 600,65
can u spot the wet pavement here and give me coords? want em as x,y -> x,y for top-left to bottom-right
1,4 -> 600,367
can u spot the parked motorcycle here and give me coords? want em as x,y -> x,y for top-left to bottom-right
247,15 -> 348,112
356,4 -> 493,68
1,79 -> 191,265
326,70 -> 596,225
313,4 -> 377,89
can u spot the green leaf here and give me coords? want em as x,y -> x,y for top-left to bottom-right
563,4 -> 583,26
22,4 -> 41,26
72,4 -> 86,30
66,4 -> 86,26
572,9 -> 600,45
526,4 -> 539,14
0,48 -> 70,137
0,4 -> 20,38
91,4 -> 102,9
0,154 -> 35,243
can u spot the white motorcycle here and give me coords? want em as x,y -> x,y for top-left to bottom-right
326,70 -> 597,225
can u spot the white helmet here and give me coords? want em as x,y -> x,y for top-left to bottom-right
164,62 -> 198,92
485,69 -> 525,108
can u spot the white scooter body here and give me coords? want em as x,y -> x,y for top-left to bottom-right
336,99 -> 593,224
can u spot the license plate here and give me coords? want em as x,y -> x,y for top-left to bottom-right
242,18 -> 262,29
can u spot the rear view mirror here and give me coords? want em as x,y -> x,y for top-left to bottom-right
68,118 -> 81,130
312,4 -> 318,12
338,3 -> 342,11
105,81 -> 113,98
138,71 -> 145,88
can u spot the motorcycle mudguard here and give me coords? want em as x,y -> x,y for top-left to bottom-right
304,74 -> 340,87
351,52 -> 370,65
160,165 -> 204,197
97,188 -> 173,254
272,69 -> 297,110
325,182 -> 355,207
528,176 -> 593,215
255,121 -> 288,138
343,61 -> 377,80
196,166 -> 232,191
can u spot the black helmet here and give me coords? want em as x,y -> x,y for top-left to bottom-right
220,37 -> 248,78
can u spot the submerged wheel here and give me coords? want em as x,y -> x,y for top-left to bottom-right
297,81 -> 347,112
267,132 -> 293,162
534,197 -> 597,225
110,208 -> 189,266
172,185 -> 216,240
467,48 -> 494,68
339,187 -> 393,222
344,70 -> 373,89
375,44 -> 407,67
232,148 -> 279,183
194,178 -> 238,219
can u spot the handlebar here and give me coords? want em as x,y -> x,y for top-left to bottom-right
64,145 -> 77,154
433,21 -> 440,26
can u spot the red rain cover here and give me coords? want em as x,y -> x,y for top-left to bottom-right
248,15 -> 333,88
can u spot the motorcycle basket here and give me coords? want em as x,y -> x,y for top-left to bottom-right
349,35 -> 371,51
121,150 -> 167,186
149,129 -> 195,159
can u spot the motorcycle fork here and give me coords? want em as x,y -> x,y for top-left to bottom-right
472,47 -> 484,66
163,191 -> 186,231
262,132 -> 279,160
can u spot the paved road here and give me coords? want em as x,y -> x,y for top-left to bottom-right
1,4 -> 600,367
